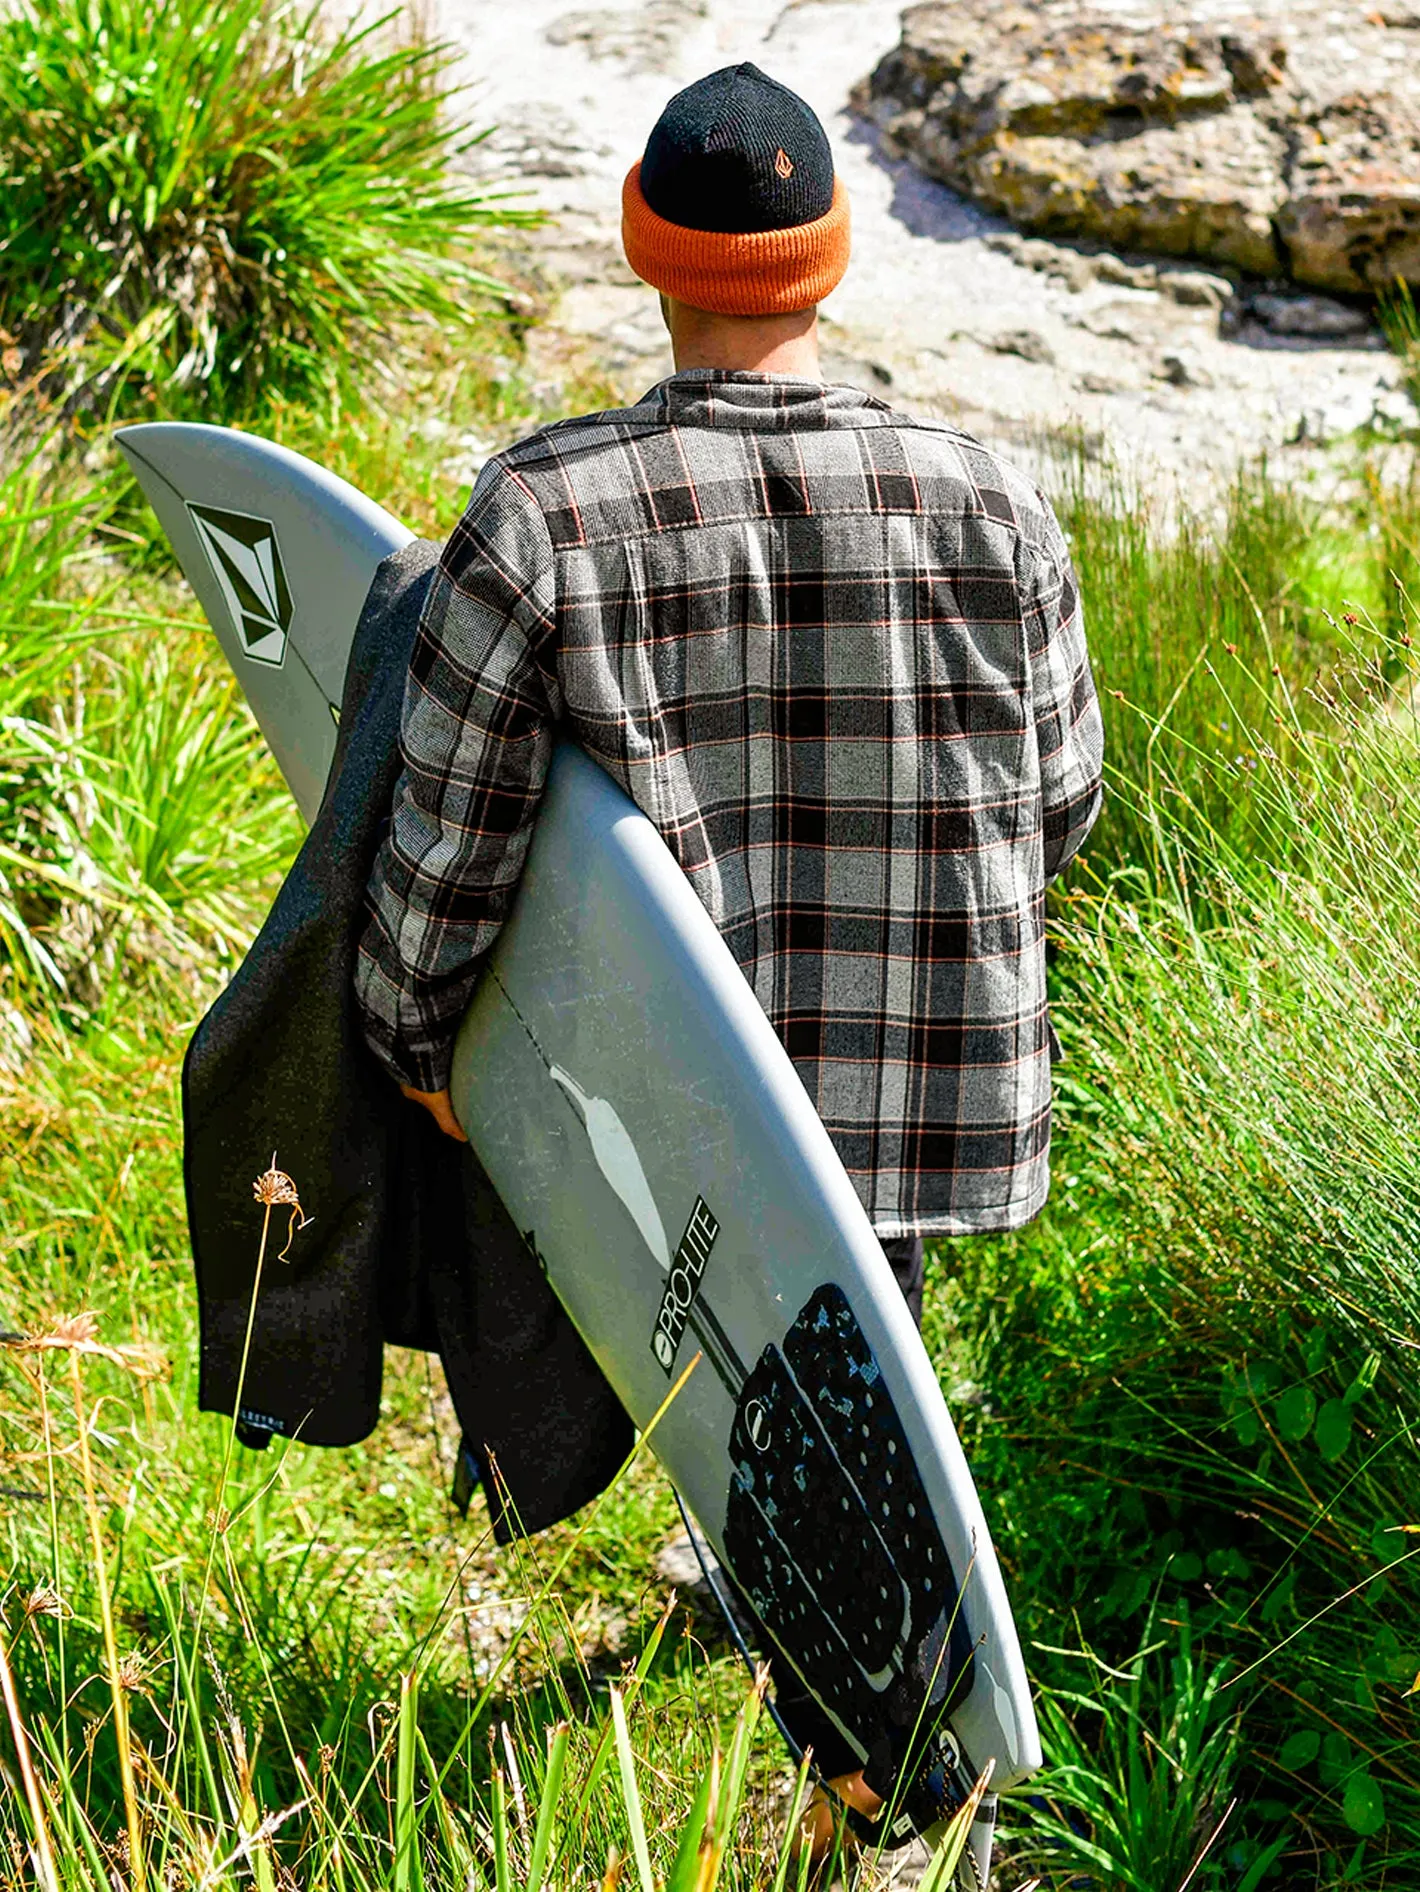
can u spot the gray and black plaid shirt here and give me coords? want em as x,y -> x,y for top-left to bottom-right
356,371 -> 1102,1237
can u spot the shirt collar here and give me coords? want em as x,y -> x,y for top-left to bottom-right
638,368 -> 893,431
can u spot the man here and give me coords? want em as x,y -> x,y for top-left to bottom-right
356,61 -> 1102,1853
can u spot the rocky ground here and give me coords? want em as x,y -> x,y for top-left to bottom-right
434,0 -> 1414,497
858,0 -> 1420,294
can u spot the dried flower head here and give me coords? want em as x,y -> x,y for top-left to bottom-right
116,1651 -> 152,1697
253,1154 -> 312,1262
23,1584 -> 70,1623
1,1312 -> 165,1381
253,1161 -> 301,1210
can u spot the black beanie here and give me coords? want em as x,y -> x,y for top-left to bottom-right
639,63 -> 835,235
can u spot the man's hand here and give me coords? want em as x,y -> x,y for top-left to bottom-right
399,1084 -> 469,1143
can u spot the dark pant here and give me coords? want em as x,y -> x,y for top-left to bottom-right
738,1234 -> 926,1781
880,1233 -> 925,1328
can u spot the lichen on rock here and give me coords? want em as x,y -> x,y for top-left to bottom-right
854,0 -> 1420,292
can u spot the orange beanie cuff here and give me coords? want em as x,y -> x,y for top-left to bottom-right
621,163 -> 850,316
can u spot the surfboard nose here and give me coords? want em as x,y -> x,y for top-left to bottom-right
113,421 -> 414,822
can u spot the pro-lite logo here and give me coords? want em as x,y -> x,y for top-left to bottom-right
651,1197 -> 719,1374
188,503 -> 293,668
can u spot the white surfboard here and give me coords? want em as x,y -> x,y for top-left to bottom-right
117,421 -> 1040,1875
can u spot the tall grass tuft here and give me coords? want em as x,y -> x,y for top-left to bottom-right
0,1293 -> 987,1891
0,447 -> 300,1013
1020,1610 -> 1261,1891
0,0 -> 534,415
1379,280 -> 1420,418
1056,451 -> 1420,875
1061,615 -> 1420,1364
949,572 -> 1420,1881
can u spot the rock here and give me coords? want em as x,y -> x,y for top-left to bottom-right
984,230 -> 1095,289
821,349 -> 897,390
1160,269 -> 1236,310
1094,254 -> 1159,292
655,1533 -> 712,1591
990,327 -> 1056,363
1278,98 -> 1420,293
1371,385 -> 1418,433
1250,293 -> 1372,337
1158,350 -> 1214,388
544,0 -> 707,71
1078,299 -> 1168,345
471,103 -> 597,182
1285,385 -> 1382,442
854,2 -> 1420,294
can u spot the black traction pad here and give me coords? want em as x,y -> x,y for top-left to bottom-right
723,1283 -> 976,1791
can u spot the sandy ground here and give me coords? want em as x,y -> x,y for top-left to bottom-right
430,0 -> 1410,496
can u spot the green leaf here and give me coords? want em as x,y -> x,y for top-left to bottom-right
1230,1407 -> 1261,1447
1260,1572 -> 1296,1625
1344,1354 -> 1381,1406
1278,1729 -> 1320,1770
1170,1551 -> 1203,1582
1274,1384 -> 1316,1442
393,1672 -> 424,1892
1319,1732 -> 1352,1788
1237,1832 -> 1292,1892
1315,1398 -> 1353,1462
1342,1771 -> 1385,1837
491,1766 -> 510,1892
1244,1361 -> 1279,1399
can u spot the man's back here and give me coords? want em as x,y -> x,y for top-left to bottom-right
357,368 -> 1102,1236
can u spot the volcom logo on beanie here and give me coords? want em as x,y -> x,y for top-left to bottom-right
640,63 -> 834,235
622,63 -> 851,316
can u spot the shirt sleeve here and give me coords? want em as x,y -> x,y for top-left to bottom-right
355,461 -> 561,1091
1023,499 -> 1104,884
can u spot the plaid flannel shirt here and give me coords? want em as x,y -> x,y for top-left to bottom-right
356,371 -> 1102,1237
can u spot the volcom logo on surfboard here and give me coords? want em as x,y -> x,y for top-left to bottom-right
188,504 -> 293,668
651,1197 -> 719,1374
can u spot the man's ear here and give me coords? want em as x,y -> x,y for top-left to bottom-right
659,292 -> 672,336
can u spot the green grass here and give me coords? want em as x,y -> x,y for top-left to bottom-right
5,437 -> 1420,1886
1055,451 -> 1420,878
1380,283 -> 1420,418
4,450 -> 1416,1887
0,0 -> 534,417
0,463 -> 301,1013
5,26 -> 1420,1873
946,589 -> 1420,1882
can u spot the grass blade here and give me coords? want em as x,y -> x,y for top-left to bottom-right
609,1686 -> 655,1892
526,1721 -> 570,1892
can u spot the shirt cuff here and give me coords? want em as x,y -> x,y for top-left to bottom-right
361,1024 -> 456,1098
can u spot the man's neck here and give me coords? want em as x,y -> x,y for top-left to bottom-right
666,300 -> 822,380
